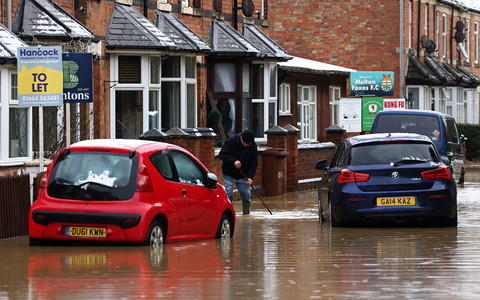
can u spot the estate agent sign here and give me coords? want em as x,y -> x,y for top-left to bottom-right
350,72 -> 394,97
17,46 -> 63,106
62,53 -> 93,103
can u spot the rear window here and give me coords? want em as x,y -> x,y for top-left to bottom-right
349,142 -> 439,166
47,152 -> 137,200
374,114 -> 442,142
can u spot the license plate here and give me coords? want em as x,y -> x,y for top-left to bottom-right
65,226 -> 106,238
377,196 -> 416,206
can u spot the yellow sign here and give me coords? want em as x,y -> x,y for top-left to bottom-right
18,64 -> 63,95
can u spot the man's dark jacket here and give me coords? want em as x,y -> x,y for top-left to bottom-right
219,134 -> 258,180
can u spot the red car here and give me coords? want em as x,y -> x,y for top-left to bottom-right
29,139 -> 235,246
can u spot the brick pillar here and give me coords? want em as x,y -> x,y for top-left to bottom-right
265,125 -> 288,195
325,124 -> 346,147
165,128 -> 190,150
283,124 -> 299,192
265,125 -> 288,149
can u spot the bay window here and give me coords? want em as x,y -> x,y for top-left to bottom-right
111,54 -> 197,138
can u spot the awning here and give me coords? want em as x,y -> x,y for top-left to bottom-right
456,65 -> 480,86
442,63 -> 471,86
0,24 -> 28,64
13,0 -> 94,41
406,55 -> 442,85
242,24 -> 291,61
278,56 -> 355,76
207,19 -> 260,57
424,56 -> 456,85
155,11 -> 211,53
106,4 -> 175,50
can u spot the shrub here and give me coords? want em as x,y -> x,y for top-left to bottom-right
457,124 -> 480,161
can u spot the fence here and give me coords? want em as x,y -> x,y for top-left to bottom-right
0,174 -> 30,239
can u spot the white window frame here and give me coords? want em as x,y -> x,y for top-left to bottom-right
442,13 -> 447,59
252,61 -> 277,141
329,86 -> 341,125
0,69 -> 33,165
279,83 -> 291,115
475,22 -> 479,64
465,19 -> 470,62
436,11 -> 439,49
424,4 -> 428,36
109,53 -> 197,138
408,1 -> 412,49
297,85 -> 317,142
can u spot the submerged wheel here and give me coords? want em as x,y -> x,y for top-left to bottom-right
145,221 -> 164,247
216,214 -> 232,239
329,201 -> 339,227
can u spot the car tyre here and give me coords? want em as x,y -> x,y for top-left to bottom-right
215,214 -> 232,239
329,200 -> 339,227
29,237 -> 43,246
442,213 -> 458,227
145,220 -> 164,247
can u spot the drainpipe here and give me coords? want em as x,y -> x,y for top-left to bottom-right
144,0 -> 148,18
450,5 -> 454,64
7,0 -> 11,29
417,0 -> 421,58
400,0 -> 405,98
233,0 -> 238,30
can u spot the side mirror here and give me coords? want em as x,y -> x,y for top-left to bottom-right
315,160 -> 328,170
440,156 -> 451,165
206,173 -> 218,189
460,134 -> 467,143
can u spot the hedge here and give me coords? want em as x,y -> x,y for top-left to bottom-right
458,124 -> 480,161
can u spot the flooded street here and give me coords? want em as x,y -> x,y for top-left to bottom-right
1,166 -> 480,299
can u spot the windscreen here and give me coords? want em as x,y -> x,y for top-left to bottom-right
374,114 -> 441,142
47,152 -> 137,200
349,142 -> 439,166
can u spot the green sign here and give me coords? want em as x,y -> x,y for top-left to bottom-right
362,97 -> 383,132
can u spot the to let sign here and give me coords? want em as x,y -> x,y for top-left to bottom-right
17,46 -> 63,107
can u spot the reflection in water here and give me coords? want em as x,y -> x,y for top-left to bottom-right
1,183 -> 480,299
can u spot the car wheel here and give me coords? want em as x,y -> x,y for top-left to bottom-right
29,237 -> 44,246
145,220 -> 164,247
215,214 -> 232,239
329,200 -> 339,227
442,213 -> 458,227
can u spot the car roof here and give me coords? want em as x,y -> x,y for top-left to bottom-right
375,109 -> 452,118
346,133 -> 433,146
68,139 -> 178,154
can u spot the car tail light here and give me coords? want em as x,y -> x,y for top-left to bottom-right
338,169 -> 370,184
136,164 -> 153,192
421,166 -> 451,180
40,173 -> 49,189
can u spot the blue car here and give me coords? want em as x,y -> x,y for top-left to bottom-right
315,133 -> 457,227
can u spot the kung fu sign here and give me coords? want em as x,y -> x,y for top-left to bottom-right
350,72 -> 394,97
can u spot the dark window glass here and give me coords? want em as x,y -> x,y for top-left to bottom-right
374,114 -> 442,142
444,118 -> 459,143
350,143 -> 438,166
170,150 -> 206,186
119,56 -> 141,83
47,152 -> 137,200
150,151 -> 174,180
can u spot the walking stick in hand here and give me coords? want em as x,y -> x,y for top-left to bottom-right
239,168 -> 272,215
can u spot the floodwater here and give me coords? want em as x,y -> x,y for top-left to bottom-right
1,166 -> 480,299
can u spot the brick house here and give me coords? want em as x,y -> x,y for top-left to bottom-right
0,0 -> 353,194
269,0 -> 480,125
